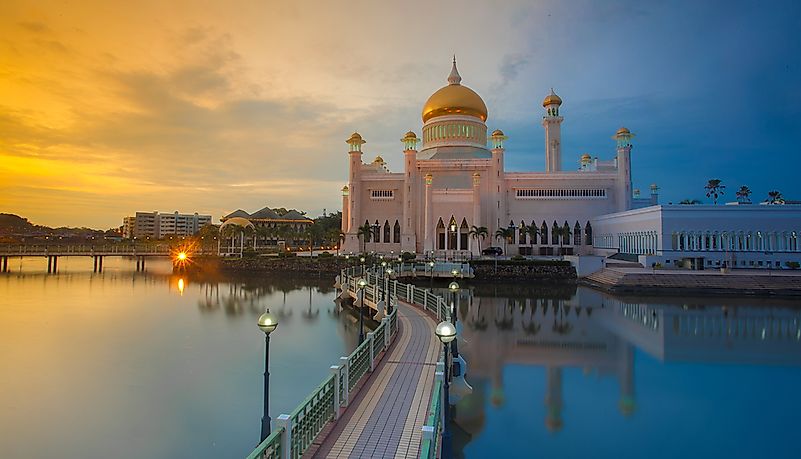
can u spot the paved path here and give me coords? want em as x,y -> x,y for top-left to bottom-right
312,302 -> 439,459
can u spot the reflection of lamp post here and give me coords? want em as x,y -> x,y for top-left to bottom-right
448,281 -> 460,358
435,321 -> 456,459
257,311 -> 278,442
360,256 -> 366,277
357,278 -> 367,344
429,260 -> 435,286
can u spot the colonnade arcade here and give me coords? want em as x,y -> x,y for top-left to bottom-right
671,230 -> 800,252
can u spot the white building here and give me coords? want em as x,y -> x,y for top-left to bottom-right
340,58 -> 801,268
592,204 -> 801,268
123,211 -> 212,239
341,59 -> 651,257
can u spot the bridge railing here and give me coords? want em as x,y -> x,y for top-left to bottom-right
419,375 -> 443,459
249,266 -> 398,459
0,244 -> 214,256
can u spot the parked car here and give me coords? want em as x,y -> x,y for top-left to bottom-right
482,246 -> 503,256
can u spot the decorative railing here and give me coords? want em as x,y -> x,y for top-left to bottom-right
247,264 -> 454,459
246,428 -> 283,459
0,244 -> 214,256
248,266 -> 398,459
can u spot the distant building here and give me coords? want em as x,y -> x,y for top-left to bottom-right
220,207 -> 313,247
122,211 -> 212,239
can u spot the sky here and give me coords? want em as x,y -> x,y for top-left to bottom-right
1,0 -> 800,229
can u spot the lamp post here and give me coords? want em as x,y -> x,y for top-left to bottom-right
449,223 -> 457,260
429,260 -> 435,286
357,278 -> 367,344
385,267 -> 394,313
360,256 -> 366,277
257,310 -> 278,442
435,320 -> 456,459
448,281 -> 460,358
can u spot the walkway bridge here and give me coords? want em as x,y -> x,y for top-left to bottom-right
248,266 -> 452,459
0,244 -> 214,272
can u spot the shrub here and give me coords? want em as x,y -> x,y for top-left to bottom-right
318,251 -> 333,258
242,248 -> 257,258
278,251 -> 297,258
510,255 -> 526,261
401,251 -> 416,261
786,261 -> 800,270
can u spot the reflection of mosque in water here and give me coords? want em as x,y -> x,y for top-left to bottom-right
455,285 -> 801,443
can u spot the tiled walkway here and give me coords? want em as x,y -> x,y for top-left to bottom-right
312,302 -> 439,459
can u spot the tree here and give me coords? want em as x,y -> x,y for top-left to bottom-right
494,227 -> 513,255
735,185 -> 752,203
555,223 -> 572,249
766,190 -> 785,205
357,223 -> 372,253
469,225 -> 488,253
705,179 -> 725,205
679,199 -> 702,205
524,224 -> 539,253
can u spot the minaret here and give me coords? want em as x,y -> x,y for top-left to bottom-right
341,185 -> 350,233
650,183 -> 660,206
544,366 -> 564,432
401,131 -> 419,252
613,127 -> 635,212
345,132 -> 365,248
423,173 -> 434,253
542,89 -> 564,172
489,130 -> 507,233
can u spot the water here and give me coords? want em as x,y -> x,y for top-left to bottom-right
448,283 -> 801,459
0,257 -> 361,459
2,259 -> 800,458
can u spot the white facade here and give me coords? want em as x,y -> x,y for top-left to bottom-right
123,211 -> 211,239
591,204 -> 801,268
341,60 -> 650,257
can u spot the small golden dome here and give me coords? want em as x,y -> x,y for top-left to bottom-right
401,131 -> 417,141
422,59 -> 488,123
373,155 -> 384,163
491,129 -> 505,137
542,88 -> 562,107
616,127 -> 631,136
581,153 -> 592,160
346,132 -> 365,144
342,185 -> 349,191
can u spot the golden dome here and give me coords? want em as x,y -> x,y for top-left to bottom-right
581,153 -> 592,160
373,155 -> 384,163
491,129 -> 505,137
422,59 -> 488,123
542,88 -> 562,107
616,127 -> 631,136
346,132 -> 365,144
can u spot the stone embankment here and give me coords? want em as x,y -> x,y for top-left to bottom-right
469,260 -> 576,281
583,267 -> 801,297
218,256 -> 348,276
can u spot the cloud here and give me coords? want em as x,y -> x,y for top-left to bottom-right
17,21 -> 51,34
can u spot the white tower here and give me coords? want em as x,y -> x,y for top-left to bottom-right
542,89 -> 564,172
613,127 -> 635,212
344,132 -> 365,248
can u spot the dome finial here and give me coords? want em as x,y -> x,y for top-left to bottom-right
448,56 -> 462,85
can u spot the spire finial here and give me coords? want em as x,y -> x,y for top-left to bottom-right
448,56 -> 462,85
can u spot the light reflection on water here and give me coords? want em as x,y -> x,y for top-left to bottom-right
446,283 -> 801,459
2,258 -> 800,458
0,258 -> 361,459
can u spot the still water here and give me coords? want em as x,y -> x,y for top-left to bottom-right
1,258 -> 800,458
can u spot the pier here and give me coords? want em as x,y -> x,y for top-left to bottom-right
248,265 -> 455,459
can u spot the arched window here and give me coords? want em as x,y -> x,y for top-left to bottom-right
519,220 -> 527,245
508,220 -> 516,245
383,220 -> 390,243
374,220 -> 381,243
437,218 -> 446,250
460,219 -> 469,250
585,222 -> 593,246
552,220 -> 560,245
541,221 -> 549,245
530,220 -> 538,244
574,221 -> 582,245
393,220 -> 401,243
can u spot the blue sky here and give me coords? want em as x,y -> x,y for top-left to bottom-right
1,0 -> 799,227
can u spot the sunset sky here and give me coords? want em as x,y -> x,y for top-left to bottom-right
1,0 -> 799,229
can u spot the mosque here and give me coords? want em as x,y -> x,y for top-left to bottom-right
340,58 -> 652,257
341,59 -> 801,268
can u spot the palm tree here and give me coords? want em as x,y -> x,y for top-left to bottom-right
525,224 -> 539,254
735,185 -> 752,203
679,199 -> 702,205
356,223 -> 372,253
494,227 -> 513,255
766,190 -> 785,205
555,223 -> 572,250
469,225 -> 488,254
705,179 -> 725,205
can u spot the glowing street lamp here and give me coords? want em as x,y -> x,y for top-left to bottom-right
257,310 -> 278,442
448,281 -> 460,357
357,278 -> 367,344
435,320 -> 457,459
